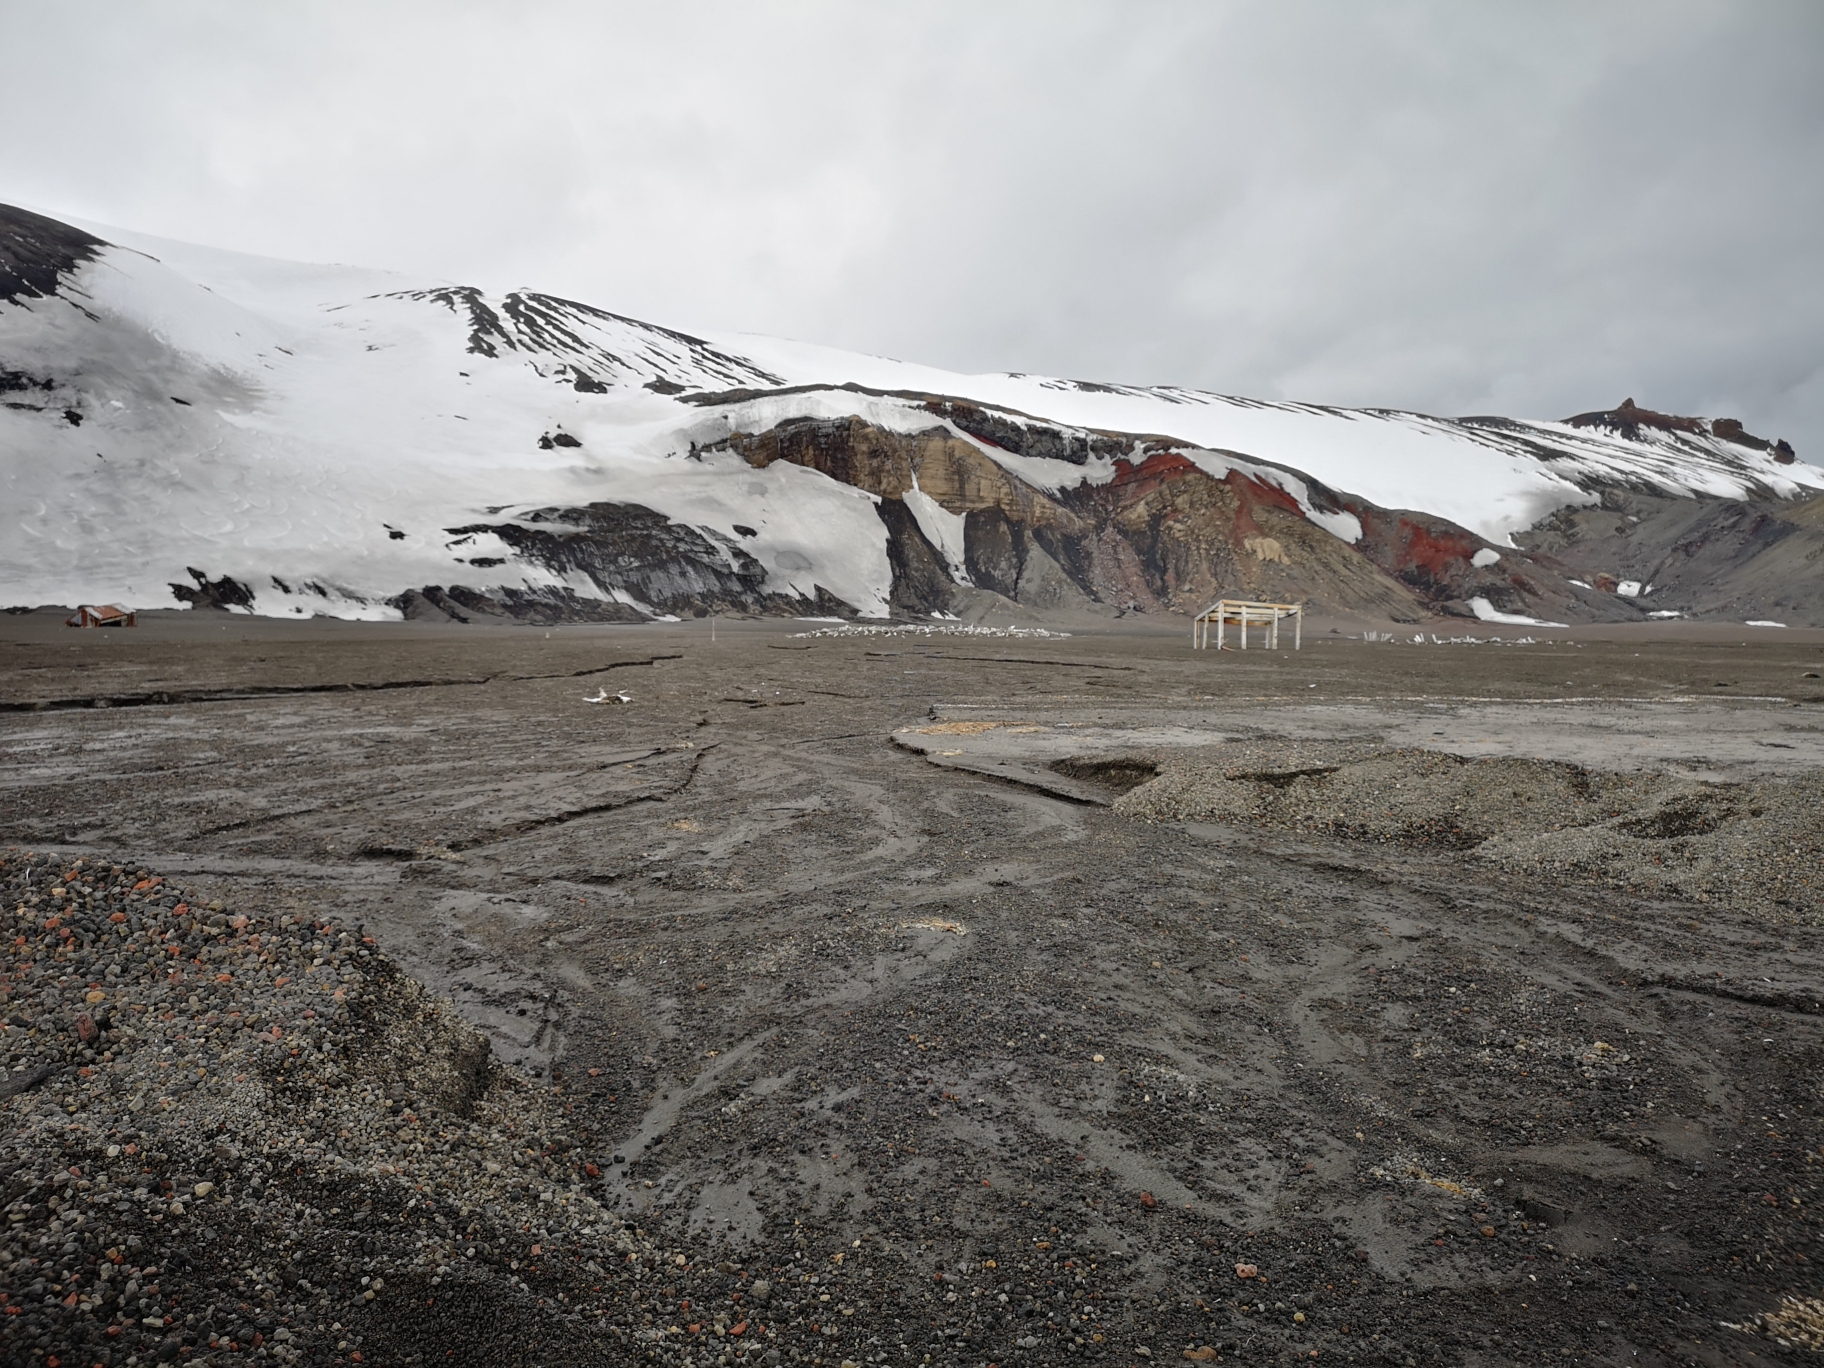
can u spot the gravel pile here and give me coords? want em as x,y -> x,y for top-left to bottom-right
0,851 -> 697,1368
1114,743 -> 1824,923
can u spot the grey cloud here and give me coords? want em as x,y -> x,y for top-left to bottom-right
3,0 -> 1820,453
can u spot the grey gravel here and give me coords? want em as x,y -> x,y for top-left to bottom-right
1116,742 -> 1824,922
0,852 -> 675,1367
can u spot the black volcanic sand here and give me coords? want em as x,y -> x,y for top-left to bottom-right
2,610 -> 1823,1368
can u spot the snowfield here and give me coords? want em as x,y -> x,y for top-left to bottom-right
3,208 -> 1819,620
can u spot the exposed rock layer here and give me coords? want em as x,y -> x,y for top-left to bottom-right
725,417 -> 1628,623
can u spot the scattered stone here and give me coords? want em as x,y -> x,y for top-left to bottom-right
1728,1295 -> 1824,1352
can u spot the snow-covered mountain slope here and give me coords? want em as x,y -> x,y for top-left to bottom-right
707,335 -> 1821,540
0,206 -> 889,619
4,203 -> 1819,624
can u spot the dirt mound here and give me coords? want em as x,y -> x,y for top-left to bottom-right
1115,743 -> 1824,922
0,852 -> 685,1367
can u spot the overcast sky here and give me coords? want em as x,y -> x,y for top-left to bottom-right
4,1 -> 1822,454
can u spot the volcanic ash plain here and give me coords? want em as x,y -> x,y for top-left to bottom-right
1,611 -> 1822,1367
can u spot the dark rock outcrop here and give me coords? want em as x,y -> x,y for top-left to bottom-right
1565,398 -> 1795,462
169,568 -> 256,612
962,507 -> 1029,599
395,584 -> 647,625
688,381 -> 1176,462
0,204 -> 105,304
919,397 -> 1130,465
384,287 -> 782,392
876,500 -> 956,616
449,501 -> 841,618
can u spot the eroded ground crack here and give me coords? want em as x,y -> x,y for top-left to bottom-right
447,745 -> 717,850
0,655 -> 685,710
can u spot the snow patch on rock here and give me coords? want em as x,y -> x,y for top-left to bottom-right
1468,597 -> 1567,628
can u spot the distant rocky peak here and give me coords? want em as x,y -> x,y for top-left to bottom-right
1565,396 -> 1793,460
375,284 -> 783,394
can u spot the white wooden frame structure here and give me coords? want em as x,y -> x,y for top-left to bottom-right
1192,598 -> 1303,651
